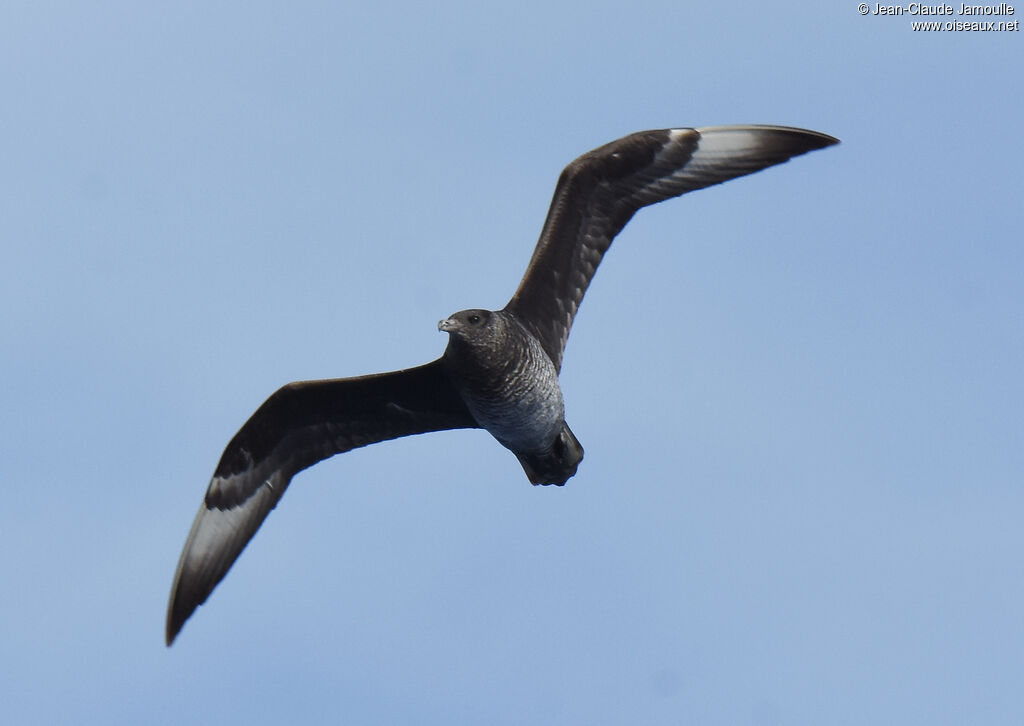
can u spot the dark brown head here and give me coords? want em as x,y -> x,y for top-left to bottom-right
438,308 -> 520,375
437,309 -> 494,337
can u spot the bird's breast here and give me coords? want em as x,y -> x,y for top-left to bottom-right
448,334 -> 565,454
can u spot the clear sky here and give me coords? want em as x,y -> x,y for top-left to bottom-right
3,1 -> 1022,724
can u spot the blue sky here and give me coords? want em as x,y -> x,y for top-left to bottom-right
3,1 -> 1022,724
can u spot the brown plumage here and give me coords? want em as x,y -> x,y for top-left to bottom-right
166,125 -> 838,645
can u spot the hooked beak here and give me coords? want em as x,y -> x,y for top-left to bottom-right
438,318 -> 456,333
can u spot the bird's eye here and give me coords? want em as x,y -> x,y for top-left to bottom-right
468,314 -> 481,324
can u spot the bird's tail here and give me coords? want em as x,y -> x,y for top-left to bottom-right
516,422 -> 584,486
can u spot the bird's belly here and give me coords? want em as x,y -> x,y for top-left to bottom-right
464,375 -> 564,454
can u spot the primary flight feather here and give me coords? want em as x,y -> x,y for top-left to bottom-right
166,125 -> 838,644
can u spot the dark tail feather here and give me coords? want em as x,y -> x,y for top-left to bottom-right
515,422 -> 584,486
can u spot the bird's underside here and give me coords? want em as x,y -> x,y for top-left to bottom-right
166,124 -> 838,645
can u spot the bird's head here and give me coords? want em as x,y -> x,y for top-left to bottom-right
438,309 -> 494,337
438,309 -> 511,365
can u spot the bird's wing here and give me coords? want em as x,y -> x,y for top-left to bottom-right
166,358 -> 476,645
504,125 -> 839,370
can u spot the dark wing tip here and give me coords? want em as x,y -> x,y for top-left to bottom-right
165,501 -> 215,647
752,125 -> 839,148
782,127 -> 839,150
166,560 -> 194,645
165,594 -> 188,646
814,131 -> 840,147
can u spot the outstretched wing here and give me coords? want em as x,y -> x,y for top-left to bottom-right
504,125 -> 839,370
166,358 -> 476,645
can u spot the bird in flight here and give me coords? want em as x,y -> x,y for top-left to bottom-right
166,125 -> 838,645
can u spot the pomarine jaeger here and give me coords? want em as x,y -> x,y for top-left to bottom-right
166,125 -> 838,644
